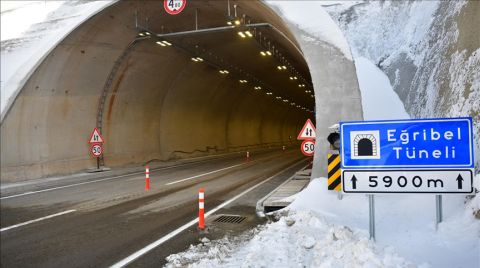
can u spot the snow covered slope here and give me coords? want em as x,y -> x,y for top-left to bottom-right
324,0 -> 480,172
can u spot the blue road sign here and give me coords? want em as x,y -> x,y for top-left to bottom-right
340,118 -> 474,169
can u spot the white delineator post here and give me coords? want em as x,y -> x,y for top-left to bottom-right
246,151 -> 250,162
198,188 -> 205,229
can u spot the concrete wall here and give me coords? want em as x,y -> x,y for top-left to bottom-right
1,0 -> 362,181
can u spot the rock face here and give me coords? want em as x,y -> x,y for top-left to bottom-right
325,1 -> 480,172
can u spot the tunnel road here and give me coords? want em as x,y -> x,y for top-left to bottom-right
1,149 -> 309,268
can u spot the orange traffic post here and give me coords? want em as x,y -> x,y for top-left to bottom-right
198,188 -> 205,230
145,165 -> 150,191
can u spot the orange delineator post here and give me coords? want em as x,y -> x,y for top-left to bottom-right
198,188 -> 205,230
145,166 -> 150,191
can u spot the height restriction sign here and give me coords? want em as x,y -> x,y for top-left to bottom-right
164,0 -> 186,15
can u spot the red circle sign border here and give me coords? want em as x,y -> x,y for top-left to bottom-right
90,144 -> 103,158
301,139 -> 315,157
164,0 -> 187,15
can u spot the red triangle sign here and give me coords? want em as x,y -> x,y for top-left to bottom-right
88,128 -> 104,144
297,119 -> 316,140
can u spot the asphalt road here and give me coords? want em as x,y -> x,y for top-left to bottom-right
1,149 -> 309,268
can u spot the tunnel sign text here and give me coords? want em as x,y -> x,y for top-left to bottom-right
340,118 -> 474,194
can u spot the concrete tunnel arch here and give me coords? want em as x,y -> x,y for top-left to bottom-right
0,1 -> 362,181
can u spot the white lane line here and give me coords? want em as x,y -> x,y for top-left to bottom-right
165,164 -> 243,186
109,159 -> 307,268
1,162 -> 208,200
0,210 -> 77,232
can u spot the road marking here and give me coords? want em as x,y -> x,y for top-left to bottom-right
0,210 -> 76,232
109,159 -> 307,268
165,164 -> 243,186
0,160 -> 227,200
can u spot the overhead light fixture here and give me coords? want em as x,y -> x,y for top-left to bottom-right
266,92 -> 273,95
219,70 -> 229,74
277,65 -> 287,70
138,32 -> 145,36
289,76 -> 298,80
254,86 -> 262,90
260,51 -> 272,57
234,19 -> 241,26
298,84 -> 306,88
239,79 -> 248,83
156,40 -> 172,47
283,99 -> 288,103
276,96 -> 282,100
191,57 -> 203,62
237,31 -> 252,38
296,105 -> 301,108
145,32 -> 151,36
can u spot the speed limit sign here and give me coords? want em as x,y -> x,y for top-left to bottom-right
164,0 -> 186,15
301,140 -> 315,157
90,144 -> 103,158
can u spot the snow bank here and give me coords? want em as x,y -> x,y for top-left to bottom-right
290,177 -> 480,268
165,175 -> 479,267
267,1 -> 353,61
1,0 -> 116,121
165,210 -> 416,268
355,57 -> 409,120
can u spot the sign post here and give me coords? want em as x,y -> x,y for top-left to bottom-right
340,117 -> 474,238
298,119 -> 316,159
88,128 -> 105,170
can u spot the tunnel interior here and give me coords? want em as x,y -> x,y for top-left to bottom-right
1,1 -> 319,181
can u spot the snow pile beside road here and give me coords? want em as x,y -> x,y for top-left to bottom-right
165,210 -> 416,268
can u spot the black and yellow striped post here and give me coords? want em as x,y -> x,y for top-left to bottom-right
327,153 -> 341,191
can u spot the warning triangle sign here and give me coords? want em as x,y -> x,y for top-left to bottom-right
297,119 -> 316,140
88,128 -> 104,144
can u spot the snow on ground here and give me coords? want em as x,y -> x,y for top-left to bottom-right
355,57 -> 409,120
165,176 -> 479,268
0,0 -> 116,120
267,1 -> 353,61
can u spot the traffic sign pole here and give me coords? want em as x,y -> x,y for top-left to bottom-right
436,195 -> 442,230
369,195 -> 375,241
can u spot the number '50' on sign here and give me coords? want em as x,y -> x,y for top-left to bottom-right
301,140 -> 315,157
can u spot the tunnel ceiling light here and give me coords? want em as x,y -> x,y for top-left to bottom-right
219,70 -> 229,74
191,57 -> 204,62
305,90 -> 312,93
239,79 -> 248,83
311,95 -> 314,98
266,92 -> 273,95
260,51 -> 272,57
291,103 -> 296,106
276,96 -> 282,100
289,76 -> 298,80
283,99 -> 288,103
277,65 -> 287,70
235,19 -> 241,26
237,31 -> 253,38
296,105 -> 301,108
254,86 -> 262,90
156,40 -> 172,47
298,84 -> 306,88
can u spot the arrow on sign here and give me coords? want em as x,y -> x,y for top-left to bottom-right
456,174 -> 464,189
351,175 -> 358,189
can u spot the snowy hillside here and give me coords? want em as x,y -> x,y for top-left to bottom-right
323,0 -> 480,172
